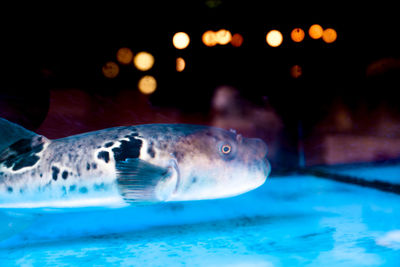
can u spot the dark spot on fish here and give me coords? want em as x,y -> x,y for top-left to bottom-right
61,186 -> 67,196
7,187 -> 13,193
92,163 -> 97,169
191,177 -> 198,184
172,150 -> 184,162
78,144 -> 82,148
76,165 -> 81,177
62,171 -> 68,180
69,185 -> 77,191
19,188 -> 24,194
0,137 -> 43,171
97,151 -> 110,163
12,155 -> 40,171
125,132 -> 139,138
147,147 -> 155,158
40,173 -> 43,178
104,142 -> 114,148
147,142 -> 156,158
79,187 -> 88,194
86,162 -> 90,170
94,183 -> 105,191
52,166 -> 60,181
113,134 -> 142,162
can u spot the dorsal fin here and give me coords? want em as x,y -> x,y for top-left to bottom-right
0,117 -> 37,152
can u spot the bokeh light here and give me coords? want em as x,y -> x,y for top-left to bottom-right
231,33 -> 244,47
216,29 -> 232,45
202,31 -> 217,47
322,28 -> 337,43
102,62 -> 119,79
173,32 -> 190,49
133,52 -> 155,71
202,30 -> 218,47
138,75 -> 157,95
176,57 -> 186,72
116,47 -> 133,65
309,24 -> 323,39
266,30 -> 283,47
290,65 -> 302,78
291,28 -> 305,42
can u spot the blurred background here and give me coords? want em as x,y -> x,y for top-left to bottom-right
1,2 -> 399,171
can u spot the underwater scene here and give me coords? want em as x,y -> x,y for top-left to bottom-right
1,171 -> 400,266
1,2 -> 400,267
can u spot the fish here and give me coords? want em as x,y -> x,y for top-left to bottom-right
0,117 -> 270,208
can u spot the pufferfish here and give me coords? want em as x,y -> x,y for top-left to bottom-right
0,117 -> 270,208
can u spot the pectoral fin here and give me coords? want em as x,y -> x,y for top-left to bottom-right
115,158 -> 179,203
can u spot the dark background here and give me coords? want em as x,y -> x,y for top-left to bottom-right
1,2 -> 400,169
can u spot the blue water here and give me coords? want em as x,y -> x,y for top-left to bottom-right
1,175 -> 400,266
317,164 -> 400,184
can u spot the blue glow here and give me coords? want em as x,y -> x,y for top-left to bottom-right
319,165 -> 400,184
0,175 -> 400,266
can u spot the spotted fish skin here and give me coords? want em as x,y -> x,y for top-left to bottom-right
0,120 -> 270,208
0,126 -> 142,204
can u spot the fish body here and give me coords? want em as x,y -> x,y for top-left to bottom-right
0,118 -> 270,208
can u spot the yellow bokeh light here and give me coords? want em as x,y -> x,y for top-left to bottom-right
322,28 -> 337,43
133,52 -> 154,71
138,75 -> 157,95
202,30 -> 218,47
173,32 -> 190,49
102,61 -> 119,79
266,30 -> 283,47
231,33 -> 244,47
176,57 -> 186,72
309,24 -> 323,39
216,29 -> 232,45
291,28 -> 305,42
290,65 -> 302,78
116,47 -> 133,65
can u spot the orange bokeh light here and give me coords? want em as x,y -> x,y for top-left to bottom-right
322,28 -> 337,43
102,62 -> 119,79
231,33 -> 244,47
176,57 -> 186,72
138,75 -> 157,95
266,30 -> 283,47
173,32 -> 190,49
116,47 -> 133,65
133,52 -> 155,71
291,28 -> 305,42
216,29 -> 232,45
309,24 -> 323,39
290,65 -> 302,78
202,30 -> 218,47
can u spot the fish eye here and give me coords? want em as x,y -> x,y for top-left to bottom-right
221,144 -> 232,154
